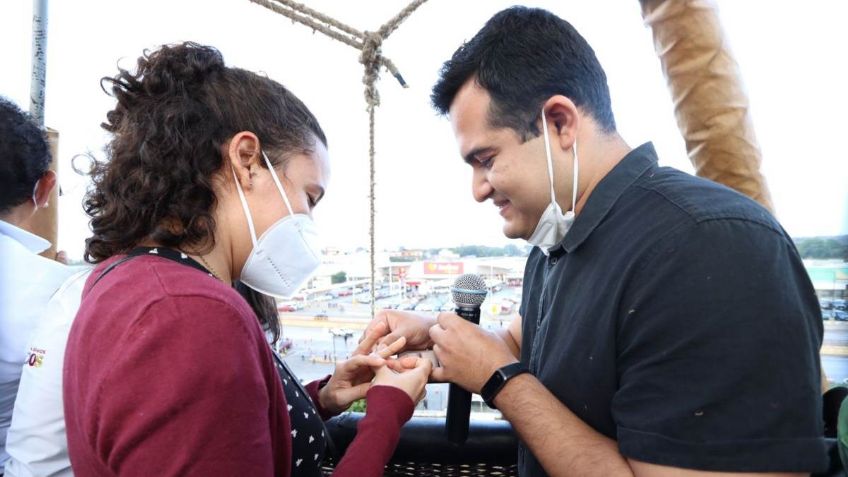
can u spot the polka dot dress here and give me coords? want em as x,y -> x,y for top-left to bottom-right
273,353 -> 328,477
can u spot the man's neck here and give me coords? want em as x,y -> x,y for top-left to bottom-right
573,132 -> 631,216
0,204 -> 36,233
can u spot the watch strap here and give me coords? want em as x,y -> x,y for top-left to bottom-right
481,362 -> 530,409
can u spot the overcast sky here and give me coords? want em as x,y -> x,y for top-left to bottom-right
1,0 -> 846,260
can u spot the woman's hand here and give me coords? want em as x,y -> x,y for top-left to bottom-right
372,357 -> 432,404
318,322 -> 406,414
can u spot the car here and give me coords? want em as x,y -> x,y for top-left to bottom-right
314,312 -> 329,321
822,310 -> 834,320
278,304 -> 296,312
834,310 -> 848,321
833,300 -> 847,311
415,302 -> 435,312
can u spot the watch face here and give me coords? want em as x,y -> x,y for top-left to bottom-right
492,370 -> 508,388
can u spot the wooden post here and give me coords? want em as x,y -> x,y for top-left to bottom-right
32,128 -> 59,259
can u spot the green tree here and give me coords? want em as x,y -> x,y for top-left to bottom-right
331,271 -> 347,284
795,235 -> 848,260
348,399 -> 366,412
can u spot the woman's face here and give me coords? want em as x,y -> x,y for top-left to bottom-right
250,138 -> 330,236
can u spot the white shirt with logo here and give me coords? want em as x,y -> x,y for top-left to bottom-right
0,220 -> 78,474
3,268 -> 89,477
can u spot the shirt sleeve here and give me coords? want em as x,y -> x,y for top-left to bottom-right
90,296 -> 277,477
612,218 -> 827,472
329,386 -> 414,477
304,375 -> 335,421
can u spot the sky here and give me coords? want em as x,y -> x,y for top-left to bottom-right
1,0 -> 846,260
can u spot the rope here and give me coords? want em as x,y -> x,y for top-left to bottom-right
250,0 -> 428,319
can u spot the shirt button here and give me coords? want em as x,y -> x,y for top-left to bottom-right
550,257 -> 558,265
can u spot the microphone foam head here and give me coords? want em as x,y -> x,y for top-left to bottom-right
451,273 -> 488,307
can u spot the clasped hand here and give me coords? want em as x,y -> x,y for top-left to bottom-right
318,321 -> 431,414
364,310 -> 517,394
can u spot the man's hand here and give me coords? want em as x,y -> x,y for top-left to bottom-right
319,321 -> 406,414
429,312 -> 517,393
361,309 -> 437,351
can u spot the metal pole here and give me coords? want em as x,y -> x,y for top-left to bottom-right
30,0 -> 48,127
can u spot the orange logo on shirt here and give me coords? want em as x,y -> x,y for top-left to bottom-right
27,347 -> 46,368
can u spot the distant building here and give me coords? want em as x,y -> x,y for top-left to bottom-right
805,259 -> 848,299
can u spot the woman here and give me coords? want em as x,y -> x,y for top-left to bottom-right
63,42 -> 430,476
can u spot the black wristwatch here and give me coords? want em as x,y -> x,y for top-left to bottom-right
481,362 -> 530,409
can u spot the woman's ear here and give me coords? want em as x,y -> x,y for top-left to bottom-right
225,131 -> 262,191
542,95 -> 579,152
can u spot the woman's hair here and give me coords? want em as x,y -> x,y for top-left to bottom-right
85,42 -> 326,263
235,281 -> 281,345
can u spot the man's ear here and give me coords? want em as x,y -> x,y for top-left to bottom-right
541,95 -> 580,152
34,170 -> 56,208
224,131 -> 262,191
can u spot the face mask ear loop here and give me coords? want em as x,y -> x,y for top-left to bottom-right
541,109 -> 557,208
262,151 -> 296,217
31,178 -> 41,210
571,139 -> 579,214
231,167 -> 259,248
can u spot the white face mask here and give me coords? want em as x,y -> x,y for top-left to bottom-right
233,152 -> 322,298
526,108 -> 579,256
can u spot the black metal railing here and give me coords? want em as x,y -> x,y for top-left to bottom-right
322,414 -> 518,476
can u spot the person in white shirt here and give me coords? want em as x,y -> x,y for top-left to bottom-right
4,269 -> 88,477
0,98 -> 77,476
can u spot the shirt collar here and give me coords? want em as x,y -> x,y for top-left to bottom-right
550,142 -> 658,255
0,219 -> 51,254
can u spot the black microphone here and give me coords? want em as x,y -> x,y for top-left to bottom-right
446,273 -> 488,444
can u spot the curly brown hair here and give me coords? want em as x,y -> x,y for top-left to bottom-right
84,42 -> 326,263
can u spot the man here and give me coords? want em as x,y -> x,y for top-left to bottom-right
0,97 -> 76,475
370,7 -> 827,476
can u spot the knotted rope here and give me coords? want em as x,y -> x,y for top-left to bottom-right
250,0 -> 428,318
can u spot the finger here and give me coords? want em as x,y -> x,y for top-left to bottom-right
436,312 -> 460,329
55,250 -> 68,264
355,321 -> 388,354
384,358 -> 405,373
339,382 -> 371,404
395,355 -> 420,369
376,336 -> 407,359
411,357 -> 433,377
429,324 -> 445,344
359,312 -> 390,343
430,365 -> 448,383
375,331 -> 406,348
344,354 -> 385,371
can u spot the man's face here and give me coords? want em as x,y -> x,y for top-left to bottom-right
449,81 -> 551,240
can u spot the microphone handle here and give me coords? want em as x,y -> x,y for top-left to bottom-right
446,305 -> 480,444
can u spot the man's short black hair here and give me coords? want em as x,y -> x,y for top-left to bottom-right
431,6 -> 616,141
0,97 -> 51,213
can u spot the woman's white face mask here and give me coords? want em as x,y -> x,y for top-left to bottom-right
233,152 -> 322,298
526,108 -> 579,256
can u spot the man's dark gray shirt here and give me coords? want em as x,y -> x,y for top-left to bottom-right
518,143 -> 826,474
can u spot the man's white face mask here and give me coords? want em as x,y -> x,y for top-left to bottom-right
526,108 -> 579,256
233,152 -> 322,298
